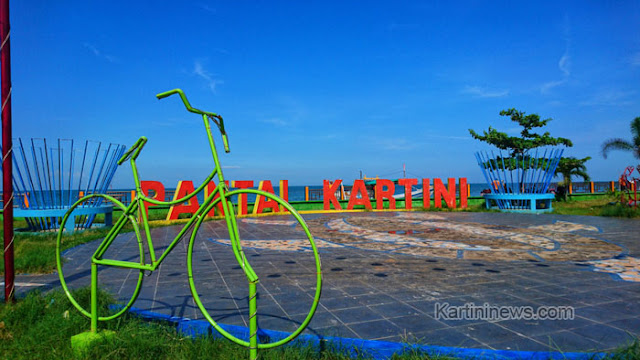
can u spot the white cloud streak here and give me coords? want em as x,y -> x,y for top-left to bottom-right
541,51 -> 571,93
462,85 -> 509,98
425,134 -> 472,140
541,16 -> 572,94
579,90 -> 636,107
630,52 -> 640,66
198,3 -> 216,14
260,118 -> 288,126
193,60 -> 223,93
83,43 -> 118,63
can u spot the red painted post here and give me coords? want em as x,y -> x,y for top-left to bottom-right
1,0 -> 14,302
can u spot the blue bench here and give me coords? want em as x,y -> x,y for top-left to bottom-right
483,193 -> 555,213
14,205 -> 113,232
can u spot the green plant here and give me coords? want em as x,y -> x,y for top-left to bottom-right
600,203 -> 640,218
469,108 -> 572,157
0,289 -> 362,360
554,156 -> 591,201
3,289 -> 640,359
602,116 -> 640,162
470,108 -> 573,192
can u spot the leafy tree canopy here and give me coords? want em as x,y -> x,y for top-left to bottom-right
601,116 -> 640,160
553,156 -> 591,201
469,108 -> 573,156
555,156 -> 591,186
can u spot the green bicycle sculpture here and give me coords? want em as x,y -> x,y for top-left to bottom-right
56,89 -> 322,359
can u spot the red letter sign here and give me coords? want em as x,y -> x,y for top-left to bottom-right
204,181 -> 229,217
398,178 -> 418,210
141,181 -> 165,216
422,178 -> 431,209
375,179 -> 396,210
434,178 -> 456,208
459,177 -> 468,209
232,180 -> 254,215
279,180 -> 289,212
323,180 -> 343,210
347,180 -> 373,210
254,180 -> 280,214
166,181 -> 199,220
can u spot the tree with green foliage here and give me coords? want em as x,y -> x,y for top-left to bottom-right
554,156 -> 591,201
469,108 -> 573,156
470,108 -> 573,192
601,116 -> 640,164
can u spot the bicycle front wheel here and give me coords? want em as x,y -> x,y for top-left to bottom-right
187,189 -> 322,349
56,194 -> 145,321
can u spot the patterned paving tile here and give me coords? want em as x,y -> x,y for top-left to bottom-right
18,211 -> 640,353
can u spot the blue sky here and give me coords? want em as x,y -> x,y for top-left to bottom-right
10,1 -> 640,187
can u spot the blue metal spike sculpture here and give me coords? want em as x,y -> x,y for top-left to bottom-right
1,138 -> 125,231
474,148 -> 563,212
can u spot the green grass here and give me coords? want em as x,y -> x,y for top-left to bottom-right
552,193 -> 640,217
0,289 -> 468,360
0,208 -> 175,275
1,289 -> 639,359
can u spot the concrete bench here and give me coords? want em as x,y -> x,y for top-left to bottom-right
483,193 -> 554,213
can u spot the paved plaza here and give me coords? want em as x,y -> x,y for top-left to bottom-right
16,211 -> 640,355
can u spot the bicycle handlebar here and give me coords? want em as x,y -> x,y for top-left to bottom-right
118,136 -> 148,165
156,89 -> 230,153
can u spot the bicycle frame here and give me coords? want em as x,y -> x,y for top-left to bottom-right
60,90 -> 321,360
94,103 -> 258,279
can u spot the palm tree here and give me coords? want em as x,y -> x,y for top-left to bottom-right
554,156 -> 591,201
601,117 -> 640,161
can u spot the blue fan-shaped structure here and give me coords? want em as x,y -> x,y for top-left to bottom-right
1,138 -> 126,231
474,148 -> 563,212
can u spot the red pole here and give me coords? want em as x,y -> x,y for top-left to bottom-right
1,0 -> 14,303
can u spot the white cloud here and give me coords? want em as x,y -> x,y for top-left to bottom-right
462,85 -> 509,98
260,118 -> 288,126
197,3 -> 216,14
371,137 -> 420,151
541,79 -> 566,94
424,134 -> 472,140
558,52 -> 571,77
541,17 -> 572,94
83,43 -> 118,63
193,60 -> 223,93
579,90 -> 636,107
541,50 -> 571,94
630,52 -> 640,66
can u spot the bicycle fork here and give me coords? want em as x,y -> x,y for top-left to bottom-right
249,281 -> 258,360
223,197 -> 261,359
91,262 -> 98,333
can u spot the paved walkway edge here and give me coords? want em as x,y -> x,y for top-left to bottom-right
117,306 -> 611,360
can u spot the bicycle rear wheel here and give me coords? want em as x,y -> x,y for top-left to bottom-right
187,189 -> 322,349
56,194 -> 145,320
